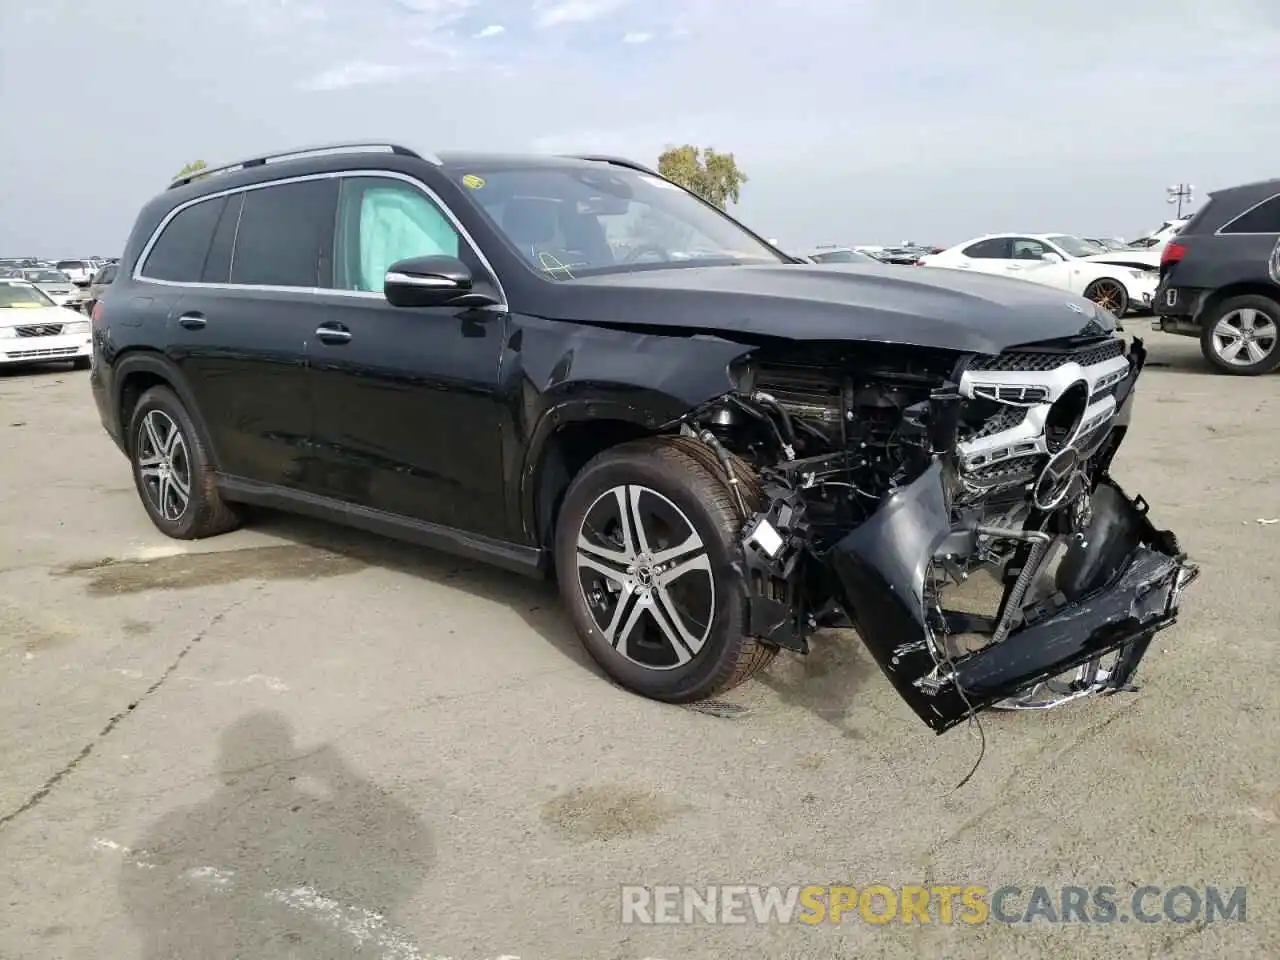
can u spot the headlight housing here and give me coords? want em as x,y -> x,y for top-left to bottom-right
64,320 -> 90,334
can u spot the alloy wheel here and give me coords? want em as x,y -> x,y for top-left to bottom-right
1210,308 -> 1278,366
575,484 -> 715,670
1086,280 -> 1125,315
137,410 -> 192,521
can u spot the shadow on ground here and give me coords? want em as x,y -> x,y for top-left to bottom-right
120,711 -> 435,957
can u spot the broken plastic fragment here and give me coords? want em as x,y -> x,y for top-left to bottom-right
745,517 -> 784,557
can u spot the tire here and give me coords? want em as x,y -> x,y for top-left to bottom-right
127,386 -> 241,539
1198,294 -> 1280,376
71,356 -> 91,371
1083,278 -> 1129,318
554,438 -> 777,703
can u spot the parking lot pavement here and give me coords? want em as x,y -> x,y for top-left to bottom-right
0,334 -> 1277,959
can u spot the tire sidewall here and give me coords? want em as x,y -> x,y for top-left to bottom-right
1199,295 -> 1280,375
554,446 -> 749,699
128,387 -> 207,538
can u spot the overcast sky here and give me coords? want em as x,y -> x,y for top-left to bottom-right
3,0 -> 1278,255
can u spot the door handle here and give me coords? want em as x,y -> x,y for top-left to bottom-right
1006,265 -> 1023,271
178,312 -> 206,329
315,324 -> 352,345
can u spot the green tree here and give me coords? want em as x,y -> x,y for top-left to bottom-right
656,145 -> 748,210
173,159 -> 208,181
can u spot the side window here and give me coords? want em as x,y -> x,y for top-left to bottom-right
229,179 -> 338,288
1010,238 -> 1048,260
140,196 -> 226,282
963,238 -> 1011,259
1221,195 -> 1280,235
201,193 -> 243,284
334,176 -> 463,292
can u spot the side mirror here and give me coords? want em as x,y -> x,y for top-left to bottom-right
383,256 -> 497,309
1040,252 -> 1064,264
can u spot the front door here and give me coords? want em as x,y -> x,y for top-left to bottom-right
305,173 -> 509,539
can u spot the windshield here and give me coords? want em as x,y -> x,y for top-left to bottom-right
1047,235 -> 1106,257
23,270 -> 70,283
0,284 -> 55,308
810,249 -> 875,264
450,163 -> 783,279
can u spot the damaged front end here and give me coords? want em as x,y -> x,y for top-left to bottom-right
680,334 -> 1197,733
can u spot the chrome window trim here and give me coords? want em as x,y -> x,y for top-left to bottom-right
1215,191 -> 1280,237
133,169 -> 508,309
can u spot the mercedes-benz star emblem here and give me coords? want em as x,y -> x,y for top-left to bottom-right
1033,445 -> 1085,510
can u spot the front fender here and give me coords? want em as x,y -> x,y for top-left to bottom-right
504,316 -> 755,544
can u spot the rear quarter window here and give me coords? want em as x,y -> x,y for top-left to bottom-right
140,196 -> 228,282
1220,194 -> 1280,235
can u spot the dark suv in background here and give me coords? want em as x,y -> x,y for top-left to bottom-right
1154,177 -> 1280,375
89,142 -> 1193,733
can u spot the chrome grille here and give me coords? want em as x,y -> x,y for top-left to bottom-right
15,324 -> 63,338
966,405 -> 1029,439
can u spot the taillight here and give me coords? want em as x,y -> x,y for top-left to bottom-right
1160,241 -> 1187,268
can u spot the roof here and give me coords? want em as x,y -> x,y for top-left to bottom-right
1208,176 -> 1280,200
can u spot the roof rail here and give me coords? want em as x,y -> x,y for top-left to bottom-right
167,141 -> 437,189
563,154 -> 662,177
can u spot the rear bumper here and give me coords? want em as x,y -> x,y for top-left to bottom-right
825,464 -> 1196,733
89,353 -> 126,454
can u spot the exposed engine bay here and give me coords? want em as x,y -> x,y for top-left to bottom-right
677,333 -> 1199,733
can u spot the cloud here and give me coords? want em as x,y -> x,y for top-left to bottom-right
474,24 -> 505,38
622,31 -> 652,44
533,0 -> 627,28
295,60 -> 426,92
4,0 -> 1280,254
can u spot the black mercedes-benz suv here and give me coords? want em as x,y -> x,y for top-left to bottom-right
1154,176 -> 1280,375
90,142 -> 1196,734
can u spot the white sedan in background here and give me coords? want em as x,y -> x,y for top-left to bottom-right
919,233 -> 1159,316
0,280 -> 93,369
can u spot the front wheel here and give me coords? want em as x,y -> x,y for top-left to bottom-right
1198,295 -> 1280,375
554,438 -> 776,703
1084,278 -> 1129,318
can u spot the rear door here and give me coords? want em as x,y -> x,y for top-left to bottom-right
147,178 -> 336,486
954,237 -> 1012,275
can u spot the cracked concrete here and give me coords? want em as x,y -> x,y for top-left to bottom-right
1,335 -> 1278,959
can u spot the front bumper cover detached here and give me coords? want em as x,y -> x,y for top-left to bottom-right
825,461 -> 1197,733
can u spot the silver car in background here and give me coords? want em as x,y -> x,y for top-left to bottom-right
20,268 -> 85,308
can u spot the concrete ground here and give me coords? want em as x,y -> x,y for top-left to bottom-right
0,332 -> 1276,960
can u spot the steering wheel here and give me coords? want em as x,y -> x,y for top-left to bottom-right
622,243 -> 672,264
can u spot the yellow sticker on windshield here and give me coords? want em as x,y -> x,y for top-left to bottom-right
462,174 -> 485,189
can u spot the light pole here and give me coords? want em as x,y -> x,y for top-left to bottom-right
1166,183 -> 1194,219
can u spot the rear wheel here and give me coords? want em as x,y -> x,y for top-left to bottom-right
128,386 -> 242,539
554,438 -> 776,703
1198,295 -> 1280,375
1084,278 -> 1129,318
